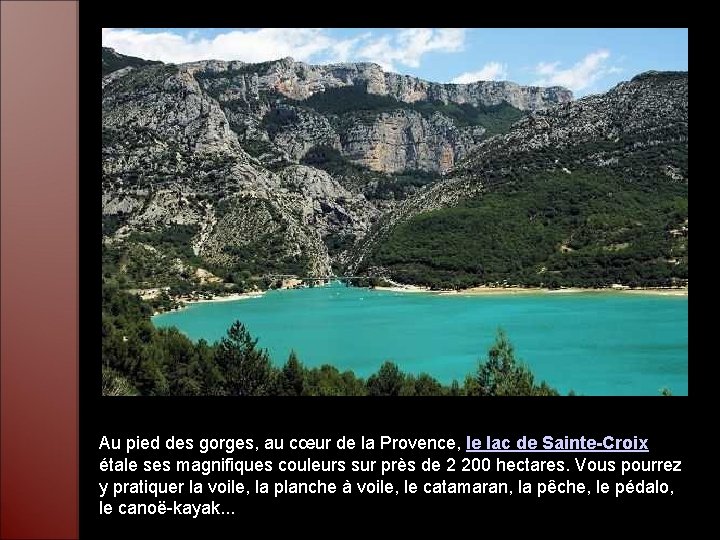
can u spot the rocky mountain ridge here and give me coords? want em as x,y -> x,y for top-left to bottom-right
374,70 -> 687,219
103,47 -> 570,175
189,57 -> 570,174
102,47 -> 161,76
186,55 -> 572,110
101,48 -> 570,286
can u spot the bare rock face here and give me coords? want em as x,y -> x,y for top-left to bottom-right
189,57 -> 571,110
103,64 -> 243,157
341,110 -> 485,173
278,165 -> 379,238
271,108 -> 341,162
262,103 -> 485,174
381,72 -> 572,110
102,66 -> 134,89
103,60 -> 379,277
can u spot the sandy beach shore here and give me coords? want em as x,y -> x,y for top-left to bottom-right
618,288 -> 688,296
453,286 -> 688,296
442,286 -> 550,296
180,291 -> 265,304
372,285 -> 433,293
373,284 -> 688,297
156,291 -> 267,315
154,284 -> 686,315
372,284 -> 548,295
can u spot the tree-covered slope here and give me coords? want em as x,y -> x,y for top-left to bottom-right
355,72 -> 688,289
369,169 -> 687,289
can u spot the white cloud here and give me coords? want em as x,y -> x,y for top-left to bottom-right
533,49 -> 621,92
102,28 -> 466,72
102,28 -> 338,64
452,61 -> 508,83
356,28 -> 465,71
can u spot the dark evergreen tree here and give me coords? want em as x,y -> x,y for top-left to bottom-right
414,373 -> 444,396
366,362 -> 405,396
448,379 -> 462,396
214,321 -> 274,396
468,329 -> 559,396
278,350 -> 305,396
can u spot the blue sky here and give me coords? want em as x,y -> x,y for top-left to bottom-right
102,28 -> 688,96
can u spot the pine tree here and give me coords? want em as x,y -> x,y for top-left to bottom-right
279,350 -> 305,396
414,373 -> 443,396
471,328 -> 558,396
367,362 -> 405,396
214,321 -> 273,396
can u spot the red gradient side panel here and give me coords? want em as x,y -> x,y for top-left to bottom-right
1,2 -> 79,538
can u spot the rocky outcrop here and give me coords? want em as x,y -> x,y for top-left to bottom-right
247,101 -> 485,173
186,57 -> 570,173
103,62 -> 377,277
453,71 -> 688,178
270,107 -> 341,162
277,165 -> 380,253
341,110 -> 485,173
188,57 -> 572,110
382,72 -> 572,110
103,64 -> 243,156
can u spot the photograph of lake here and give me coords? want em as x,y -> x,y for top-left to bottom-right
154,283 -> 687,396
102,28 -> 688,396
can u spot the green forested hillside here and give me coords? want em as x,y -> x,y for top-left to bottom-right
368,169 -> 687,289
362,70 -> 688,290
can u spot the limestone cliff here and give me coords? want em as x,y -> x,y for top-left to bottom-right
188,57 -> 570,173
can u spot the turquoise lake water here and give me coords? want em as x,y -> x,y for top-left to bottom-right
152,283 -> 688,396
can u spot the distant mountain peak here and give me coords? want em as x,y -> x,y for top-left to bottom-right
101,47 -> 162,76
631,70 -> 688,81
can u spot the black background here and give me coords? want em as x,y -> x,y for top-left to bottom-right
84,9 -> 692,536
83,399 -> 690,536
